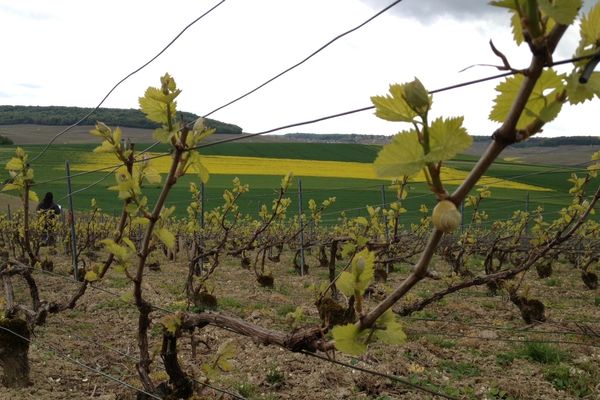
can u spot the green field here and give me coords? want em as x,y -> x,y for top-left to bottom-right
0,142 -> 588,225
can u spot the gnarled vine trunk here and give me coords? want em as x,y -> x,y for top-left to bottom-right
0,318 -> 30,388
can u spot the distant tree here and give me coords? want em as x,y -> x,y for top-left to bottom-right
0,134 -> 13,145
0,105 -> 243,134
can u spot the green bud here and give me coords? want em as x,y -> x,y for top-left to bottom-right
355,257 -> 366,275
193,117 -> 206,132
403,78 -> 430,115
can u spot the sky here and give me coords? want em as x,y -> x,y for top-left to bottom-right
0,0 -> 599,139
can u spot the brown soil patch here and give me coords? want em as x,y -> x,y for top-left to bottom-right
0,248 -> 599,399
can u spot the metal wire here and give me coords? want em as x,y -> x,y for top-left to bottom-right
28,0 -> 227,164
202,0 -> 405,118
52,328 -> 246,400
0,324 -> 163,400
299,350 -> 459,400
30,267 -> 455,399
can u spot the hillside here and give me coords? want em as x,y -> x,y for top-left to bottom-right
0,105 -> 243,134
0,124 -> 265,146
0,105 -> 598,167
283,132 -> 600,147
281,133 -> 600,166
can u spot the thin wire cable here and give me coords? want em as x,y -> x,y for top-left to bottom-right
207,324 -> 459,400
23,53 -> 600,191
28,0 -> 227,164
203,0 -> 405,118
52,328 -> 246,400
0,325 -> 163,400
406,328 -> 600,348
30,267 -> 455,399
22,243 -> 600,399
31,163 -> 126,187
406,317 -> 599,338
56,165 -> 120,203
299,350 -> 459,400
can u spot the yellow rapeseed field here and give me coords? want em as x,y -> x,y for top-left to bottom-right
74,153 -> 551,192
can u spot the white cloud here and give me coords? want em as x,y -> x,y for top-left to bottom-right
0,3 -> 55,20
359,0 -> 506,22
0,0 -> 598,139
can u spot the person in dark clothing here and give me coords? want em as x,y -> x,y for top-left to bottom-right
37,192 -> 61,245
37,192 -> 61,215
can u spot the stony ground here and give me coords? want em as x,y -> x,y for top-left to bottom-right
1,247 -> 599,400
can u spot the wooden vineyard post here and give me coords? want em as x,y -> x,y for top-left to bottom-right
198,182 -> 206,273
297,178 -> 305,276
380,185 -> 390,242
460,200 -> 465,234
525,192 -> 530,235
65,160 -> 79,281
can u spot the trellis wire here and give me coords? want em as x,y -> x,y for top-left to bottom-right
0,324 -> 163,400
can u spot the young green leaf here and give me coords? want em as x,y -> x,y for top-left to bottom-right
489,0 -> 519,9
84,270 -> 99,282
355,216 -> 368,226
579,1 -> 600,47
100,239 -> 130,262
153,127 -> 172,143
373,130 -> 425,177
538,0 -> 581,25
424,117 -> 472,163
93,141 -> 115,153
489,69 -> 564,129
122,237 -> 137,251
143,166 -> 162,185
336,271 -> 356,297
566,71 -> 600,104
351,249 -> 375,294
371,84 -> 418,122
5,157 -> 24,171
216,339 -> 237,372
341,243 -> 356,259
139,87 -> 171,125
1,183 -> 21,192
187,152 -> 210,183
374,310 -> 407,345
154,228 -> 176,250
331,323 -> 367,355
28,191 -> 38,202
160,313 -> 181,335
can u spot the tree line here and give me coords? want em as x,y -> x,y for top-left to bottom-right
472,134 -> 600,147
0,105 -> 243,134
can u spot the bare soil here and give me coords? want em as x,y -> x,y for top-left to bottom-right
1,248 -> 599,400
1,124 -> 597,167
0,125 -> 286,146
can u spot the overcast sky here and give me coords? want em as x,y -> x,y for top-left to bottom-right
1,0 -> 598,138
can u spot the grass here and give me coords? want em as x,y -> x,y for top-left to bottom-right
497,342 -> 568,366
544,364 -> 594,397
194,142 -> 382,163
425,335 -> 456,349
90,297 -> 129,311
0,142 -> 588,225
487,385 -> 516,400
276,304 -> 296,317
439,360 -> 481,379
233,381 -> 258,398
106,275 -> 129,289
520,342 -> 568,364
219,296 -> 244,311
265,364 -> 286,387
545,278 -> 559,287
